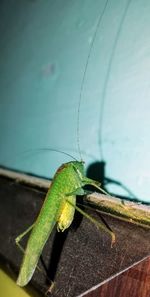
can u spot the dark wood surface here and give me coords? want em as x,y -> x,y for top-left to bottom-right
0,175 -> 150,297
85,256 -> 150,297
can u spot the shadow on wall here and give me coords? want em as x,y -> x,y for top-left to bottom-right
86,160 -> 141,203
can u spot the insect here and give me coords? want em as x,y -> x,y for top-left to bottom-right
16,0 -> 115,288
16,159 -> 115,287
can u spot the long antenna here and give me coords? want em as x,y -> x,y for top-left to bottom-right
77,0 -> 109,160
21,148 -> 78,161
98,0 -> 132,160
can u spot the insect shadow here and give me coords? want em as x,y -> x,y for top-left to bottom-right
86,160 -> 138,201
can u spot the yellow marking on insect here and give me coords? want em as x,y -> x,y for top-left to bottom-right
57,196 -> 76,231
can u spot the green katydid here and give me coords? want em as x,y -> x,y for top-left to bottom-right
16,159 -> 115,287
16,1 -> 115,288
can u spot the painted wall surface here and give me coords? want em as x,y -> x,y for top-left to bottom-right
0,0 -> 150,202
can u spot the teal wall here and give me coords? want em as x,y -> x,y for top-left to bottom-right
0,0 -> 150,202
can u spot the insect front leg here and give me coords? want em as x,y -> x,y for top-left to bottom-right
66,187 -> 86,196
82,177 -> 109,195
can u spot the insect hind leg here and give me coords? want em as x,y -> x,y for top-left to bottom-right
15,223 -> 53,288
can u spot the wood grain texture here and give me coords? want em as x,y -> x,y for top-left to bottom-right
85,257 -> 150,297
